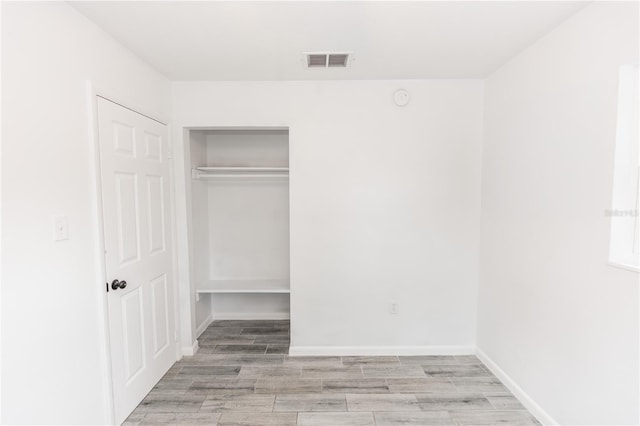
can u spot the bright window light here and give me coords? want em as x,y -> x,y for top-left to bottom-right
609,65 -> 639,272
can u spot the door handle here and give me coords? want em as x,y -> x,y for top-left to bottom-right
111,279 -> 127,290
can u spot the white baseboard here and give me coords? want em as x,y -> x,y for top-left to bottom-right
181,340 -> 199,357
196,314 -> 213,338
288,345 -> 475,356
212,312 -> 290,320
476,348 -> 557,426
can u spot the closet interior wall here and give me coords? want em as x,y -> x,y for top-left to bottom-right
189,131 -> 213,331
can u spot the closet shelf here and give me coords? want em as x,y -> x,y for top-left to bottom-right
197,279 -> 290,294
192,166 -> 289,179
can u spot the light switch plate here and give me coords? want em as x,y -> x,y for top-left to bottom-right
53,216 -> 68,241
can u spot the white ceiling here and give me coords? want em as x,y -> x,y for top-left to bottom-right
71,1 -> 587,81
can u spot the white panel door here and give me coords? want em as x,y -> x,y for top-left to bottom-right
97,97 -> 175,424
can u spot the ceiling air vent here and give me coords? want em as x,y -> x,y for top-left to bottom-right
307,54 -> 328,67
306,52 -> 350,68
328,54 -> 349,67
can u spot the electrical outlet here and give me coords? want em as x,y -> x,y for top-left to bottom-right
389,301 -> 399,315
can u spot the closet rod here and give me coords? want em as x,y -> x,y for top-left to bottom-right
191,168 -> 289,179
195,174 -> 289,179
196,166 -> 288,172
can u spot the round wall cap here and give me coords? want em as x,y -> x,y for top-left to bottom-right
393,89 -> 410,107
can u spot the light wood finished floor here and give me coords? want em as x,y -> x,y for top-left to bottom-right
125,320 -> 539,425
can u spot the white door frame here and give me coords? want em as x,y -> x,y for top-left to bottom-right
85,81 -> 180,425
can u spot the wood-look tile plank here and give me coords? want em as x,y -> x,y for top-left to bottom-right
188,378 -> 257,395
200,333 -> 255,341
296,412 -> 375,426
198,397 -> 225,412
212,344 -> 268,354
322,379 -> 389,394
265,344 -> 289,354
449,410 -> 534,425
453,355 -> 483,364
341,356 -> 400,366
217,412 -> 297,426
301,366 -> 363,379
284,356 -> 343,367
199,326 -> 243,335
274,394 -> 347,412
362,365 -> 425,378
199,336 -> 247,343
160,364 -> 183,379
386,378 -> 457,393
222,394 -> 275,412
182,354 -> 284,366
374,411 -> 453,425
200,338 -> 257,346
398,356 -> 458,365
136,394 -> 206,413
450,377 -> 509,393
238,366 -> 301,377
484,393 -> 525,409
145,388 -> 189,397
178,366 -> 241,377
241,327 -> 289,336
422,364 -> 490,377
140,412 -> 221,425
209,320 -> 279,328
253,335 -> 291,344
346,393 -> 420,412
201,394 -> 276,413
414,393 -> 493,410
255,378 -> 323,394
152,378 -> 194,391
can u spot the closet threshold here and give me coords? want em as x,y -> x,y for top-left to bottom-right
192,166 -> 289,179
197,279 -> 290,294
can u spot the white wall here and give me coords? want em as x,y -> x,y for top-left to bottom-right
478,2 -> 639,425
207,182 -> 289,279
205,131 -> 290,283
1,2 -> 170,424
172,80 -> 484,354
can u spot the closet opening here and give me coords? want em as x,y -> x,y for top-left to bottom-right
187,127 -> 290,331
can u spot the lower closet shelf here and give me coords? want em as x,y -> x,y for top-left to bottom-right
197,279 -> 290,294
